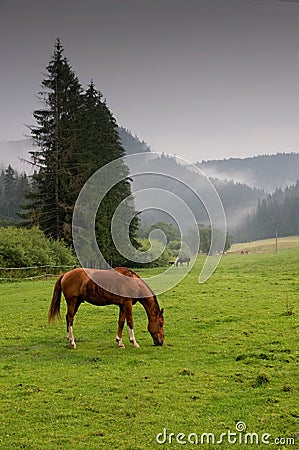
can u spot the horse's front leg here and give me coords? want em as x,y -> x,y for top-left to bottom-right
116,305 -> 126,348
124,301 -> 140,348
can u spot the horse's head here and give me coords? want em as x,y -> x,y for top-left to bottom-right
148,308 -> 164,346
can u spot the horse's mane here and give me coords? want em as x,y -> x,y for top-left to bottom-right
114,267 -> 161,314
114,267 -> 141,278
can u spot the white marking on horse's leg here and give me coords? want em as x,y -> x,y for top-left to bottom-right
128,327 -> 140,348
66,326 -> 71,342
68,326 -> 77,349
116,335 -> 125,348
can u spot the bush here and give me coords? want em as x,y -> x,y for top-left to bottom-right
135,239 -> 169,267
0,226 -> 76,268
167,240 -> 191,260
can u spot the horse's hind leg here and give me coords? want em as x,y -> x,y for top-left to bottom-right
116,306 -> 126,348
66,297 -> 81,349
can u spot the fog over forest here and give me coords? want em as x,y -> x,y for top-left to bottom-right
1,131 -> 299,243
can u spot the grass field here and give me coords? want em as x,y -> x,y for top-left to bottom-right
0,247 -> 298,449
229,236 -> 299,254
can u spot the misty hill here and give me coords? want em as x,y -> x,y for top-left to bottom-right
0,128 -> 150,174
1,131 -> 298,240
234,180 -> 299,242
117,127 -> 151,154
2,134 -> 298,194
196,153 -> 299,191
129,153 -> 264,232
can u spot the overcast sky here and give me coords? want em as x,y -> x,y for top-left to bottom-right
0,0 -> 298,163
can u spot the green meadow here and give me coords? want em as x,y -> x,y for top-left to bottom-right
0,245 -> 298,449
229,236 -> 299,254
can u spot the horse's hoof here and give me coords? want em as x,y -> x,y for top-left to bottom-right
72,342 -> 77,349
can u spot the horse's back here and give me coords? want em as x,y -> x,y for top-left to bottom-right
60,267 -> 155,302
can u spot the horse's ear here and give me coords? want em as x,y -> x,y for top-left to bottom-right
160,308 -> 164,316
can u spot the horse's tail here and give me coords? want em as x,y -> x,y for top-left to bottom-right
48,275 -> 64,323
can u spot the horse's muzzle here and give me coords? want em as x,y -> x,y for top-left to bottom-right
154,339 -> 164,346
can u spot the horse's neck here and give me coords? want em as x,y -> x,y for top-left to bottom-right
139,296 -> 160,323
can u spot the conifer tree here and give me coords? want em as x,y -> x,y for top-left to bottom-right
25,38 -> 83,240
79,81 -> 139,265
25,39 -> 139,265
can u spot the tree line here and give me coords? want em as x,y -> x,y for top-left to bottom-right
137,222 -> 233,257
235,180 -> 299,242
0,165 -> 29,225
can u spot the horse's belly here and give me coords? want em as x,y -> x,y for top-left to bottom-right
87,297 -> 112,306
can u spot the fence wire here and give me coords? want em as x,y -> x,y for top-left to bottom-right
0,265 -> 76,282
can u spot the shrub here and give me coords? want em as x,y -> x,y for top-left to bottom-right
135,239 -> 169,267
0,226 -> 76,268
167,240 -> 191,260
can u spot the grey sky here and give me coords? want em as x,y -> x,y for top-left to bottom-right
0,0 -> 298,163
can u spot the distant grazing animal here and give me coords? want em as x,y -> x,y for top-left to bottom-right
175,256 -> 191,267
48,267 -> 164,349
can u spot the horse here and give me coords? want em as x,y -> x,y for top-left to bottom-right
48,267 -> 164,349
175,256 -> 190,267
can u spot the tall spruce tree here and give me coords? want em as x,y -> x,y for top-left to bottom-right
83,82 -> 140,265
25,39 -> 139,265
25,38 -> 83,240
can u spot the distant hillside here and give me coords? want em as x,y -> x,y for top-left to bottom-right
234,180 -> 299,242
1,132 -> 298,239
130,154 -> 264,232
2,137 -> 298,193
0,128 -> 150,173
117,127 -> 151,154
229,236 -> 299,254
196,153 -> 299,191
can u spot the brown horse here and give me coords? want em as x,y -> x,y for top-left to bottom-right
48,267 -> 164,349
